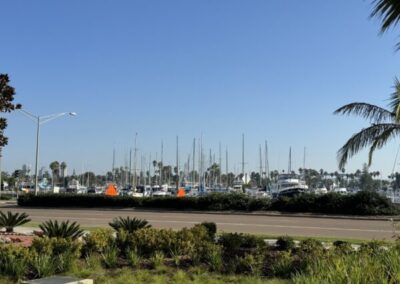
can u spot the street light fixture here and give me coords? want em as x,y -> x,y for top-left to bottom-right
19,109 -> 77,195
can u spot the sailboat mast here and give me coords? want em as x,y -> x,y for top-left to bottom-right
112,148 -> 115,183
192,138 -> 195,185
288,147 -> 292,174
225,146 -> 228,187
219,142 -> 221,185
133,133 -> 137,189
176,136 -> 179,191
265,141 -> 269,179
160,141 -> 163,185
129,148 -> 132,187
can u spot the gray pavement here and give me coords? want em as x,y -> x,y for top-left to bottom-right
1,205 -> 396,240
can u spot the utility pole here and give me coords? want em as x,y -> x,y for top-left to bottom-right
259,144 -> 263,187
112,148 -> 116,183
242,133 -> 245,184
265,141 -> 269,179
129,147 -> 132,187
288,147 -> 292,174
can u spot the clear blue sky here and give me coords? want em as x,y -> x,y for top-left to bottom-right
1,0 -> 399,177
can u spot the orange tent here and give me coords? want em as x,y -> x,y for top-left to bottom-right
177,187 -> 186,197
105,183 -> 118,196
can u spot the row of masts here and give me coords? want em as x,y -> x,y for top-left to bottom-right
109,134 -> 306,188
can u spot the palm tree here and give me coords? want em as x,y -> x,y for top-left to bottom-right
334,78 -> 400,169
49,161 -> 60,187
371,0 -> 400,48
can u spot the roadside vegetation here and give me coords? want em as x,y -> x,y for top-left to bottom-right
18,190 -> 399,215
0,213 -> 399,283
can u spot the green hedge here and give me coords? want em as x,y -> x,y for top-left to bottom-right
17,191 -> 399,215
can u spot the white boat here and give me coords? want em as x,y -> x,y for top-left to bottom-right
271,174 -> 308,197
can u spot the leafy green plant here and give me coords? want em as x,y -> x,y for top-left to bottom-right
276,236 -> 295,251
39,220 -> 84,240
83,228 -> 114,255
126,248 -> 141,268
30,237 -> 82,273
150,251 -> 165,269
109,216 -> 151,233
101,245 -> 119,269
0,211 -> 31,232
333,240 -> 353,255
0,246 -> 29,280
199,222 -> 217,240
218,232 -> 265,257
30,253 -> 55,278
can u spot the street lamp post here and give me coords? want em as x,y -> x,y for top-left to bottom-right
19,110 -> 77,195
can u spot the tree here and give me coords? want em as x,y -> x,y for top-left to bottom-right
0,74 -> 21,147
371,0 -> 400,48
334,79 -> 400,169
49,161 -> 60,187
359,164 -> 371,190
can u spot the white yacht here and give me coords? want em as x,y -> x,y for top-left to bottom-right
271,174 -> 308,197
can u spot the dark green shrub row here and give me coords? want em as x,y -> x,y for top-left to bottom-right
18,191 -> 399,215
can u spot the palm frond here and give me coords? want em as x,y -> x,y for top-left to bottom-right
337,123 -> 398,169
334,102 -> 394,123
371,0 -> 400,33
389,77 -> 400,121
0,211 -> 31,232
109,216 -> 151,233
39,220 -> 84,240
368,124 -> 400,165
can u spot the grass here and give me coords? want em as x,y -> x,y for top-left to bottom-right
69,266 -> 286,284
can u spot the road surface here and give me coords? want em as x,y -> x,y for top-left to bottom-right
0,204 -> 395,240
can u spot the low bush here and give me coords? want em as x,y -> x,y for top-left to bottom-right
218,233 -> 265,258
276,236 -> 295,251
0,245 -> 29,280
18,190 -> 399,215
199,222 -> 217,240
82,228 -> 115,255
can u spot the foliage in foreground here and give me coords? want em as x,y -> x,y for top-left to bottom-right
0,211 -> 31,232
39,220 -> 84,240
18,190 -> 399,215
109,216 -> 151,233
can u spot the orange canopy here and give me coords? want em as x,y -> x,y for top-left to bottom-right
105,183 -> 118,196
177,187 -> 186,197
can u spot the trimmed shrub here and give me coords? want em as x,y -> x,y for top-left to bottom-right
276,236 -> 295,251
30,237 -> 82,273
198,222 -> 217,240
18,190 -> 399,215
0,245 -> 29,280
82,228 -> 114,255
218,233 -> 265,258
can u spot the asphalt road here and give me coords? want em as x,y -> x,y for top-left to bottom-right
0,204 -> 395,240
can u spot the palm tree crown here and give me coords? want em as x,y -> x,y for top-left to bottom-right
334,78 -> 400,170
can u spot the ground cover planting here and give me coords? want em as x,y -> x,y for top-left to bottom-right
18,191 -> 400,215
0,211 -> 399,283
